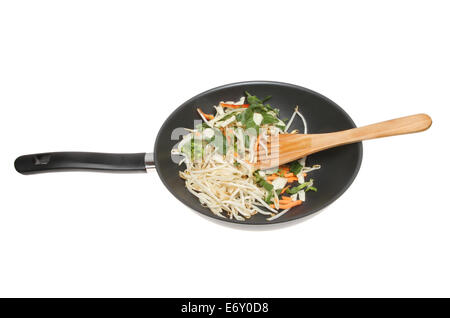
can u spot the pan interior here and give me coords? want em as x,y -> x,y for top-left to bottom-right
154,81 -> 362,225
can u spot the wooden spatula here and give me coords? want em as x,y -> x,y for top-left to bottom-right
255,113 -> 432,169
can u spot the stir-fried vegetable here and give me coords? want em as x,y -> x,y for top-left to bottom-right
171,92 -> 321,221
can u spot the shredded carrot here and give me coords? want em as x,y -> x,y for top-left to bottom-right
255,134 -> 261,153
285,200 -> 303,209
220,103 -> 249,109
279,168 -> 290,175
279,200 -> 303,210
266,174 -> 278,181
197,108 -> 214,120
287,176 -> 298,183
281,196 -> 292,201
270,200 -> 303,210
272,200 -> 303,210
280,186 -> 289,194
303,172 -> 307,177
283,173 -> 294,178
292,200 -> 303,206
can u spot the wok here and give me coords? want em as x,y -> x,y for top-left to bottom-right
14,81 -> 363,225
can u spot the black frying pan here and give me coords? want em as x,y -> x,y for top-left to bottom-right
14,81 -> 362,225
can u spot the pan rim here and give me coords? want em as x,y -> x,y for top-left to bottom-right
154,80 -> 363,225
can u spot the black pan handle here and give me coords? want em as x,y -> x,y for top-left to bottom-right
14,152 -> 150,175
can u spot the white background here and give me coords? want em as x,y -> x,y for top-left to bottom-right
0,0 -> 449,297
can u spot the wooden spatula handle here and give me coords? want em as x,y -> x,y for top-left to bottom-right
314,113 -> 432,150
335,113 -> 431,141
256,113 -> 432,169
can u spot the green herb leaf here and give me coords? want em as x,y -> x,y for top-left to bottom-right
239,107 -> 253,124
262,95 -> 272,103
264,191 -> 274,204
262,181 -> 274,191
286,182 -> 310,194
245,91 -> 263,105
245,118 -> 259,131
254,172 -> 274,191
289,161 -> 303,175
261,113 -> 278,125
243,135 -> 249,148
218,112 -> 235,122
